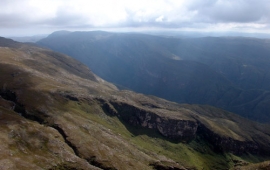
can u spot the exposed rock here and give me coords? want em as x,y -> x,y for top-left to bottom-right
197,123 -> 260,155
110,101 -> 198,142
156,118 -> 198,142
102,100 -> 268,155
1,37 -> 270,170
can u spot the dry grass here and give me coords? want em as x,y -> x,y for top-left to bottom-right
0,107 -> 95,170
1,41 -> 270,170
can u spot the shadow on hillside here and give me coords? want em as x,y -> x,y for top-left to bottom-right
98,100 -> 182,144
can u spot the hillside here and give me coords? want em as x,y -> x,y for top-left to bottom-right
1,37 -> 270,169
10,35 -> 47,43
37,31 -> 270,122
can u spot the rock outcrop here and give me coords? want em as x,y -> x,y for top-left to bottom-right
103,101 -> 198,142
197,123 -> 261,155
98,99 -> 270,156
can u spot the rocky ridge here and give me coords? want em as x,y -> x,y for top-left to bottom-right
1,37 -> 270,169
97,97 -> 270,155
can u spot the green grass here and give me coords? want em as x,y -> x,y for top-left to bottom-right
1,40 -> 270,170
63,100 -> 263,170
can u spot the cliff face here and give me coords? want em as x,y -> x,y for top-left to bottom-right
197,123 -> 260,155
99,99 -> 270,156
108,101 -> 198,142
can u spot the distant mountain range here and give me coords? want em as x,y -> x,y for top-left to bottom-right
143,30 -> 270,39
37,31 -> 270,122
10,34 -> 48,43
1,36 -> 270,170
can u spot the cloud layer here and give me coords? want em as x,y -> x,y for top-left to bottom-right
1,0 -> 270,35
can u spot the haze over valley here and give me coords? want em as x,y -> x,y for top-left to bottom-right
1,0 -> 270,169
38,31 -> 270,122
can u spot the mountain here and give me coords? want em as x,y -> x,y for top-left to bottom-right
1,37 -> 270,169
37,31 -> 270,122
143,30 -> 270,39
10,34 -> 48,43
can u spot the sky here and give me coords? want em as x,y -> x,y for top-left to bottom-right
1,0 -> 270,36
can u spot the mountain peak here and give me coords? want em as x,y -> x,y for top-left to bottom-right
47,30 -> 71,38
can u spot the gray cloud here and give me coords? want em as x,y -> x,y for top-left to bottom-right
0,0 -> 270,36
44,8 -> 90,27
187,0 -> 270,23
0,14 -> 27,27
114,0 -> 270,30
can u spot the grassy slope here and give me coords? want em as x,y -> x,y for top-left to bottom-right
0,106 -> 99,170
37,32 -> 270,122
233,160 -> 270,170
1,38 -> 270,169
60,99 -> 270,170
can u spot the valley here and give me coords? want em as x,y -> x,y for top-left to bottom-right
0,36 -> 270,169
37,31 -> 270,122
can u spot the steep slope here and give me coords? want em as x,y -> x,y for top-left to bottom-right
37,31 -> 270,92
37,31 -> 270,122
233,160 -> 270,170
168,37 -> 270,90
1,37 -> 270,169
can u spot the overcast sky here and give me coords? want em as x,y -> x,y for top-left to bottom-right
1,0 -> 270,36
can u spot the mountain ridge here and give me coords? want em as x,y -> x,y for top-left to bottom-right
1,37 -> 270,169
37,31 -> 270,122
